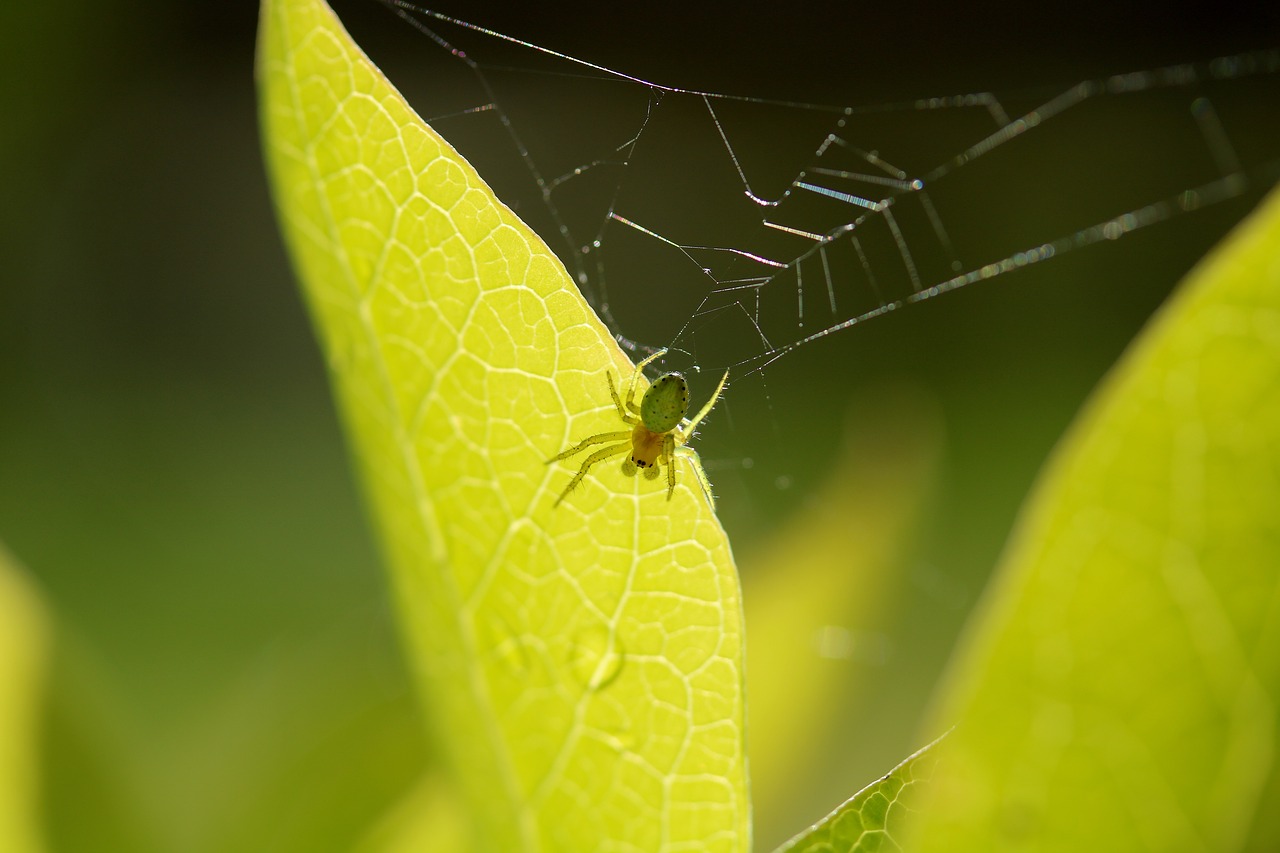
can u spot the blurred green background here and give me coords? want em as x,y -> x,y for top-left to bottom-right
3,0 -> 1277,850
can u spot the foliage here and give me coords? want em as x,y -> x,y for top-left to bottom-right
775,735 -> 944,853
257,0 -> 747,848
0,546 -> 47,853
257,0 -> 1280,847
909,183 -> 1280,851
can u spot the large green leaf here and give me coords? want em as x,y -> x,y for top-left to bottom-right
913,187 -> 1280,849
256,0 -> 747,850
0,544 -> 48,853
773,735 -> 943,853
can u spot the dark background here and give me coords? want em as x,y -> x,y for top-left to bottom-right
3,0 -> 1277,849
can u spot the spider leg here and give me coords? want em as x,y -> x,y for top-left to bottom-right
547,430 -> 632,463
679,369 -> 729,440
626,348 -> 668,412
554,442 -> 631,506
633,348 -> 668,374
663,433 -> 677,500
607,372 -> 640,425
673,445 -> 716,511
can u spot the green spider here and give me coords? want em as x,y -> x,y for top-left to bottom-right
548,349 -> 729,509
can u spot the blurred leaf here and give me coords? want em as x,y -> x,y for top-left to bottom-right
914,187 -> 1280,850
34,406 -> 425,853
0,545 -> 48,853
773,734 -> 943,853
356,773 -> 468,853
746,390 -> 941,838
257,0 -> 748,850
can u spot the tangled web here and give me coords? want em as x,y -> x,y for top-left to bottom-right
367,1 -> 1280,381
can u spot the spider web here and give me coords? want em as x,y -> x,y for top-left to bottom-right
350,0 -> 1280,386
341,5 -> 1280,838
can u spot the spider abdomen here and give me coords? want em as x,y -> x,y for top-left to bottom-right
640,372 -> 689,434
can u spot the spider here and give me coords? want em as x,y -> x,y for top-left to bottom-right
548,349 -> 729,509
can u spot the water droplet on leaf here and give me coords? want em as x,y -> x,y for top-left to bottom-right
568,624 -> 625,691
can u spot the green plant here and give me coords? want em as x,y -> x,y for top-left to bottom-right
258,0 -> 745,848
256,0 -> 1280,849
0,546 -> 47,853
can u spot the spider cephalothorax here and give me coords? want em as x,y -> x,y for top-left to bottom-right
548,350 -> 728,508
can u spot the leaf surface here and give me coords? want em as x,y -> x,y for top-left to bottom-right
0,544 -> 48,853
773,735 -> 943,853
914,188 -> 1280,850
256,1 -> 748,850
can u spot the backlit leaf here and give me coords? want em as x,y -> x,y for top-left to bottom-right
257,0 -> 749,849
773,735 -> 943,853
914,188 -> 1280,850
0,544 -> 48,853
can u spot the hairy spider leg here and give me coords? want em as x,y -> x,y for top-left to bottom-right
662,433 -> 678,499
678,369 -> 730,441
548,429 -> 632,464
625,391 -> 642,418
673,445 -> 716,510
606,372 -> 640,424
626,348 -> 668,413
554,443 -> 631,506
